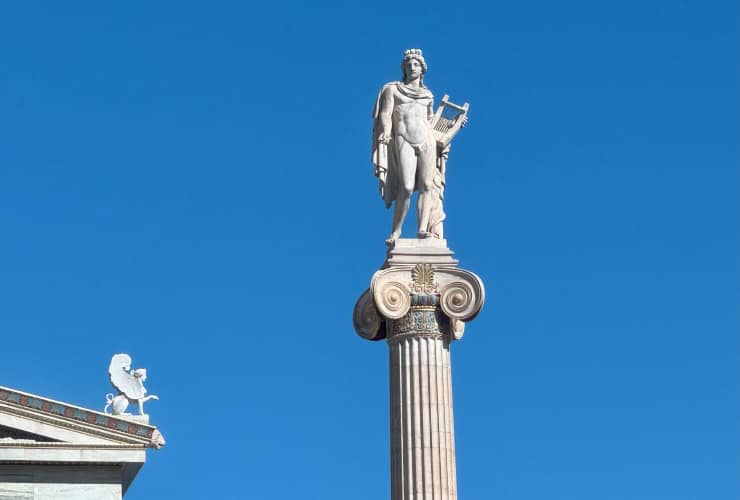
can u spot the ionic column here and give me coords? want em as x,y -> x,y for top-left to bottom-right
354,240 -> 484,500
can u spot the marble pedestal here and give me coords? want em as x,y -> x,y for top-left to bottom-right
354,239 -> 484,500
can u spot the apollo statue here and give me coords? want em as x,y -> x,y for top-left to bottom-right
372,48 -> 469,244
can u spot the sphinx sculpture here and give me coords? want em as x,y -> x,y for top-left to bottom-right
104,353 -> 159,417
372,48 -> 469,244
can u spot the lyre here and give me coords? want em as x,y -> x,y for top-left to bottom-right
431,94 -> 469,148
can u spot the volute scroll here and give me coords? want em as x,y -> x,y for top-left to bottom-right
372,279 -> 412,319
353,288 -> 386,340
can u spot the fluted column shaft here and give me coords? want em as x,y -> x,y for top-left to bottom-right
387,296 -> 457,500
353,251 -> 484,500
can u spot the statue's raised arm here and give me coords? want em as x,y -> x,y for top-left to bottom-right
371,49 -> 469,244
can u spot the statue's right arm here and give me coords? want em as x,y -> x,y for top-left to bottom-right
378,87 -> 394,144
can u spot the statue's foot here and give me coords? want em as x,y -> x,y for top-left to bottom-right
385,232 -> 400,246
417,231 -> 434,239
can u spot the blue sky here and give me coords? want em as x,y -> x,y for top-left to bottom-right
1,1 -> 737,499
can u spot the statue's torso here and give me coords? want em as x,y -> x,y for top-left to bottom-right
391,87 -> 433,145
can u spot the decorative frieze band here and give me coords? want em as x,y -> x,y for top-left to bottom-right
0,386 -> 161,447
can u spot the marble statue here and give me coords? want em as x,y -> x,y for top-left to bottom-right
372,48 -> 469,244
104,353 -> 159,417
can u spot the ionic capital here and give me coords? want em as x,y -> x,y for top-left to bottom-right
353,262 -> 485,342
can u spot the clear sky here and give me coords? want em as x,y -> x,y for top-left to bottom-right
1,2 -> 737,499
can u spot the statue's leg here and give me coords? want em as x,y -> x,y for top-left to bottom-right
415,143 -> 436,237
388,139 -> 416,241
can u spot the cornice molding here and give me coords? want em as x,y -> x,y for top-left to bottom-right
0,386 -> 164,449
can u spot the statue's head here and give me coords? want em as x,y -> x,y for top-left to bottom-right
401,48 -> 427,85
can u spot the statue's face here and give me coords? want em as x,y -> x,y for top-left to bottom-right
404,58 -> 423,81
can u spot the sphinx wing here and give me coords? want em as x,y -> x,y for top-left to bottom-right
109,353 -> 146,400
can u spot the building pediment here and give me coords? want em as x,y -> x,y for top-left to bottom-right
0,386 -> 164,496
0,386 -> 164,449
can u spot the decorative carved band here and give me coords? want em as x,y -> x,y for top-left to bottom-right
388,308 -> 442,337
411,293 -> 439,307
